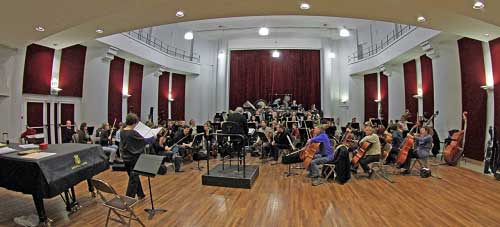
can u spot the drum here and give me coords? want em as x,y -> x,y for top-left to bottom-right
282,150 -> 302,164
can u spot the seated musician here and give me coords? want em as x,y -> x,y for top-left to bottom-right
290,100 -> 298,108
252,120 -> 272,156
171,126 -> 194,158
290,123 -> 300,142
201,122 -> 214,157
99,122 -> 120,163
61,120 -> 75,143
400,126 -> 433,174
120,113 -> 155,199
77,122 -> 92,144
325,120 -> 337,139
386,123 -> 404,164
270,124 -> 290,162
152,132 -> 183,172
307,126 -> 333,186
351,123 -> 381,178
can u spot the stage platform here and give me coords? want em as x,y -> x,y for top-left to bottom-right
202,164 -> 259,189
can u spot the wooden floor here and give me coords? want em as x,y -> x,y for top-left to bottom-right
1,157 -> 500,227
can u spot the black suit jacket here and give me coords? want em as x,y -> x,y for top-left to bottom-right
226,113 -> 248,136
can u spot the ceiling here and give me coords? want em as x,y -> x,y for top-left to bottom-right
1,0 -> 500,49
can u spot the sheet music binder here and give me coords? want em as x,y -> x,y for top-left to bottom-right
133,154 -> 164,177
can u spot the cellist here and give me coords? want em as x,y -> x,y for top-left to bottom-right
400,126 -> 433,174
306,125 -> 333,186
351,123 -> 381,178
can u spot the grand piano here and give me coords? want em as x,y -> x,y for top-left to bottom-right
0,143 -> 109,224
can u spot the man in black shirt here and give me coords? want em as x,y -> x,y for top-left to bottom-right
270,124 -> 290,162
61,120 -> 75,143
226,107 -> 248,137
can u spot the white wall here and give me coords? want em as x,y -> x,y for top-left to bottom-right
81,46 -> 111,127
431,40 -> 462,138
387,65 -> 405,121
141,65 -> 159,123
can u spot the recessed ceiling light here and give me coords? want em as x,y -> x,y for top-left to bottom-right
272,50 -> 280,58
184,31 -> 194,40
300,2 -> 310,10
176,10 -> 185,18
417,16 -> 426,23
473,0 -> 485,10
339,27 -> 350,37
484,33 -> 490,37
96,29 -> 104,34
258,27 -> 270,36
35,26 -> 45,32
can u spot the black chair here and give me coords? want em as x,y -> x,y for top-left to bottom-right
190,134 -> 209,171
220,121 -> 247,171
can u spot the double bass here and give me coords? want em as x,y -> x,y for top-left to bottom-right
443,112 -> 468,166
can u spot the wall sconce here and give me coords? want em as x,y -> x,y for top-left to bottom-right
340,95 -> 349,104
50,78 -> 62,95
481,85 -> 494,91
374,99 -> 381,103
413,88 -> 423,99
168,94 -> 174,102
122,93 -> 131,98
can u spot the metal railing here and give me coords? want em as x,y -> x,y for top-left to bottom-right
123,29 -> 201,63
348,24 -> 417,64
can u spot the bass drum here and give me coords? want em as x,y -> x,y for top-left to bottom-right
282,151 -> 302,164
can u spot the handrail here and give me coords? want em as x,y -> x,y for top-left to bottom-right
348,25 -> 417,64
122,30 -> 201,63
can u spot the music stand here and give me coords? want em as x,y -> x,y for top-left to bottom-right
286,121 -> 298,129
133,154 -> 167,219
248,122 -> 257,129
196,125 -> 204,134
305,120 -> 314,129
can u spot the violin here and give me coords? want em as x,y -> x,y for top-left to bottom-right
443,112 -> 468,166
395,124 -> 417,165
351,141 -> 372,167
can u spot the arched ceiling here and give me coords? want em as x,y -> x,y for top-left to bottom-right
1,0 -> 499,49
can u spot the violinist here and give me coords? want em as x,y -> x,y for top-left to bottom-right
290,123 -> 300,141
306,126 -> 333,186
351,123 -> 381,178
153,131 -> 183,172
400,126 -> 433,174
270,124 -> 290,162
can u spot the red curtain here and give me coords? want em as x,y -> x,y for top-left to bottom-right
171,73 -> 186,120
380,73 -> 389,121
403,60 -> 418,122
128,62 -> 143,118
59,44 -> 86,97
420,55 -> 435,116
229,49 -> 321,110
23,44 -> 54,95
107,57 -> 124,124
364,73 -> 378,121
158,72 -> 169,121
458,37 -> 487,161
490,38 -> 500,133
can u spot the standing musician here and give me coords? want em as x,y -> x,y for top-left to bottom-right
270,124 -> 290,162
400,126 -> 433,174
351,123 -> 381,178
307,126 -> 333,186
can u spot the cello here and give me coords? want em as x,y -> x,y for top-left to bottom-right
351,141 -> 372,168
395,124 -> 418,165
443,112 -> 468,166
300,142 -> 320,168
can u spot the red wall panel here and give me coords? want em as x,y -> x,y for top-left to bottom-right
26,102 -> 44,128
420,55 -> 435,116
364,73 -> 378,121
457,37 -> 487,161
23,44 -> 54,95
229,50 -> 321,110
59,44 -> 86,97
158,72 -> 169,122
171,73 -> 186,121
403,60 -> 418,123
107,57 -> 124,124
128,62 -> 143,118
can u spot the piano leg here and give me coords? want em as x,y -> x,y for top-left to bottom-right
62,187 -> 81,213
32,193 -> 49,224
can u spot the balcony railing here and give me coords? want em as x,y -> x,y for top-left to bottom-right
123,30 -> 201,63
348,24 -> 417,64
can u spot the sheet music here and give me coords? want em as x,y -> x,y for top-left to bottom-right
0,147 -> 17,154
134,122 -> 162,138
20,152 -> 56,159
19,144 -> 39,149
